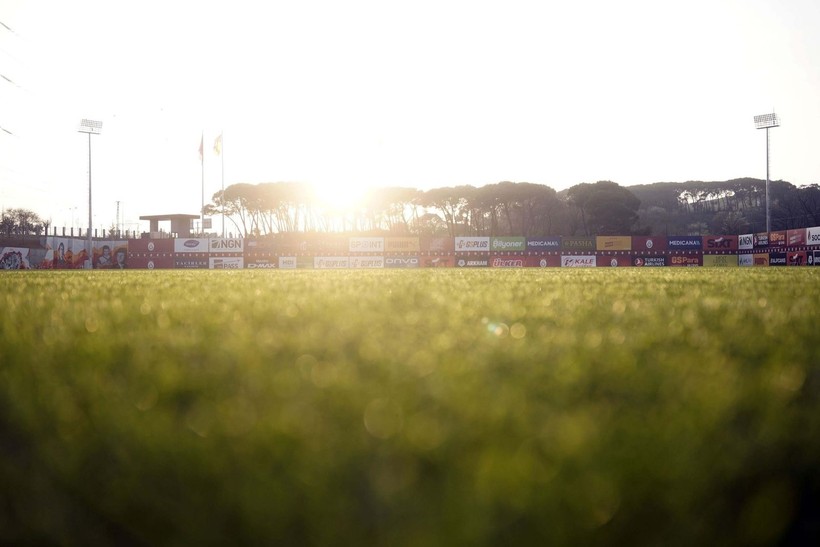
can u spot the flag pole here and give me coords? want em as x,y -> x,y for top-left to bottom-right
199,131 -> 204,235
221,132 -> 225,237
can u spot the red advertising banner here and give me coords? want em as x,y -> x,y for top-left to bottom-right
490,255 -> 525,267
753,253 -> 770,267
787,229 -> 806,246
633,256 -> 666,267
127,254 -> 174,269
421,255 -> 454,267
787,252 -> 807,266
702,235 -> 738,251
420,237 -> 455,252
769,231 -> 786,247
632,236 -> 667,251
174,255 -> 209,269
127,238 -> 174,253
525,255 -> 562,268
597,254 -> 632,267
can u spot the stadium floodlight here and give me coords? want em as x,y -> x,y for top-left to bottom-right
754,112 -> 779,233
78,119 -> 103,269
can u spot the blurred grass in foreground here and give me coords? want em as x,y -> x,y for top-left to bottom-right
1,268 -> 819,546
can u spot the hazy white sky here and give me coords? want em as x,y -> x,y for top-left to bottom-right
1,0 -> 819,232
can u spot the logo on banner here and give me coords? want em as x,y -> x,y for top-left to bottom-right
385,257 -> 419,268
210,238 -> 243,251
455,237 -> 490,251
706,237 -> 732,249
561,255 -> 596,267
148,242 -> 155,252
184,240 -> 199,248
738,234 -> 754,250
491,257 -> 524,267
147,260 -> 155,270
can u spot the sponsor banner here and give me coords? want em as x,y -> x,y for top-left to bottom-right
491,237 -> 526,252
174,256 -> 208,269
315,256 -> 349,269
808,226 -> 820,246
754,232 -> 769,248
811,251 -> 820,266
596,236 -> 632,251
350,256 -> 385,269
0,247 -> 31,269
738,254 -> 754,267
174,238 -> 209,253
632,236 -> 667,251
738,234 -> 754,250
753,253 -> 770,267
245,257 -> 278,269
126,254 -> 173,269
769,231 -> 786,247
787,229 -> 807,246
128,238 -> 174,253
385,256 -> 420,268
490,255 -> 525,268
420,237 -> 455,252
525,255 -> 562,267
703,255 -> 738,267
279,256 -> 298,269
669,254 -> 702,267
769,252 -> 787,266
422,255 -> 454,268
703,235 -> 737,251
527,237 -> 561,251
455,237 -> 490,252
456,257 -> 489,268
633,255 -> 666,267
787,252 -> 807,266
209,238 -> 244,253
244,238 -> 279,252
561,237 -> 595,251
597,254 -> 631,267
210,256 -> 244,269
561,255 -> 596,267
667,236 -> 702,250
275,234 -> 347,254
385,237 -> 420,253
349,237 -> 384,253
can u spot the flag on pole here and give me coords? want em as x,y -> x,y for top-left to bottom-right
198,132 -> 204,162
214,132 -> 223,156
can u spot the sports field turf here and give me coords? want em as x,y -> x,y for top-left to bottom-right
1,268 -> 818,545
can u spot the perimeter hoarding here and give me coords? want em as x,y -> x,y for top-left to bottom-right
490,237 -> 526,252
127,254 -> 173,270
420,237 -> 455,253
279,257 -> 298,269
561,237 -> 595,252
633,256 -> 666,267
769,231 -> 786,248
209,238 -> 244,253
769,252 -> 787,266
596,236 -> 631,251
738,234 -> 754,251
753,253 -> 770,267
421,255 -> 454,268
385,238 -> 420,253
597,254 -> 631,267
754,233 -> 769,248
525,255 -> 562,267
349,237 -> 384,253
490,256 -> 525,268
808,226 -> 820,246
787,252 -> 807,266
787,229 -> 806,247
668,254 -> 702,267
315,256 -> 349,269
245,257 -> 278,269
174,256 -> 208,269
631,236 -> 667,252
702,235 -> 738,251
811,251 -> 820,266
738,254 -> 754,267
128,238 -> 174,253
703,255 -> 738,267
350,256 -> 384,269
456,256 -> 489,268
526,237 -> 561,252
210,256 -> 244,269
174,238 -> 209,253
561,255 -> 596,267
455,237 -> 490,253
385,256 -> 420,268
667,236 -> 702,251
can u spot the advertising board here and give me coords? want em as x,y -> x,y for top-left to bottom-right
787,252 -> 807,266
385,237 -> 420,253
596,236 -> 631,251
245,257 -> 278,269
525,255 -> 562,267
703,255 -> 738,267
349,256 -> 384,269
811,251 -> 820,266
491,237 -> 526,252
769,252 -> 787,266
754,232 -> 769,248
420,237 -> 455,252
128,238 -> 174,253
315,256 -> 349,269
561,237 -> 595,251
667,236 -> 702,250
279,256 -> 297,269
174,238 -> 209,253
174,256 -> 208,269
702,235 -> 737,251
209,238 -> 243,253
753,253 -> 769,267
455,237 -> 490,252
633,256 -> 666,267
421,255 -> 454,268
490,256 -> 525,268
244,239 -> 279,252
561,255 -> 596,267
668,254 -> 702,267
808,227 -> 820,246
631,236 -> 667,251
769,231 -> 786,247
127,254 -> 173,269
210,256 -> 244,269
456,257 -> 489,267
738,254 -> 754,267
526,237 -> 561,251
738,234 -> 754,250
385,256 -> 420,268
597,255 -> 631,267
275,234 -> 346,254
787,229 -> 806,246
349,237 -> 384,253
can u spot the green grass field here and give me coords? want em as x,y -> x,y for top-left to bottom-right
1,268 -> 819,546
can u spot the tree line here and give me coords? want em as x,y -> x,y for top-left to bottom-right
4,178 -> 820,238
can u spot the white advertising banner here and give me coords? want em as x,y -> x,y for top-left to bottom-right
738,234 -> 754,250
279,256 -> 297,269
174,238 -> 209,253
349,237 -> 384,252
350,256 -> 384,269
807,226 -> 820,246
738,254 -> 754,267
561,255 -> 597,267
455,237 -> 490,252
209,238 -> 243,253
209,256 -> 244,269
315,256 -> 350,269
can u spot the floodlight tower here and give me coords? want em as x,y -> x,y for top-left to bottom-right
78,119 -> 103,269
754,112 -> 779,233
